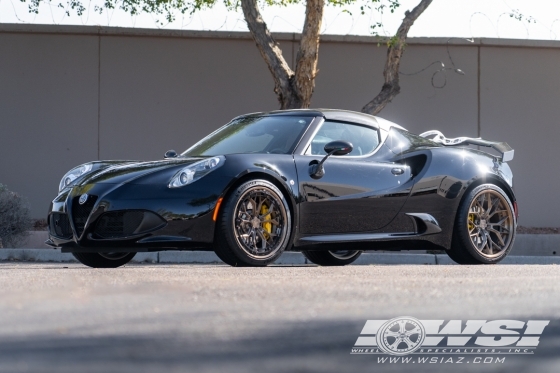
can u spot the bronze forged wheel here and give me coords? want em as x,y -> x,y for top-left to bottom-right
448,184 -> 516,264
214,179 -> 292,266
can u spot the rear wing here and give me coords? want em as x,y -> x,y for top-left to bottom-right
419,130 -> 514,162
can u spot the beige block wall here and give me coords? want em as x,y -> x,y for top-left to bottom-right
0,31 -> 99,217
99,36 -> 285,161
0,25 -> 558,227
479,46 -> 560,227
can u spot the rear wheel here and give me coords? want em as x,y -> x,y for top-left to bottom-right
303,250 -> 362,266
214,180 -> 292,267
447,184 -> 516,264
72,252 -> 136,268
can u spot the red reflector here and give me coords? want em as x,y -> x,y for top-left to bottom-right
513,201 -> 519,220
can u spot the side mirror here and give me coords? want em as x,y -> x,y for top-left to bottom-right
324,140 -> 353,156
164,149 -> 178,158
310,140 -> 353,179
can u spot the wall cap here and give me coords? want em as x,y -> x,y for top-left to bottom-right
2,23 -> 560,49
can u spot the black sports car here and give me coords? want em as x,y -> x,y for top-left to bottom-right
47,109 -> 517,268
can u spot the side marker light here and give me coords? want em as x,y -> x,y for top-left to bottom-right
213,198 -> 224,222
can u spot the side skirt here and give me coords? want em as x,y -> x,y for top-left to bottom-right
294,213 -> 444,251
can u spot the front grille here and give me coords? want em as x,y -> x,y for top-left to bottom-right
95,211 -> 145,238
71,195 -> 98,236
49,213 -> 72,239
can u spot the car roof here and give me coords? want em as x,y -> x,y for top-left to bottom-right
233,108 -> 406,132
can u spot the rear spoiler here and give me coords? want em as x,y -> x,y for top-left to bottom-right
419,130 -> 514,162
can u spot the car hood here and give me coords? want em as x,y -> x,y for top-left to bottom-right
79,158 -> 204,185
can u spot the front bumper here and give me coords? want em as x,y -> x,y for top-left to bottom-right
47,183 -> 217,253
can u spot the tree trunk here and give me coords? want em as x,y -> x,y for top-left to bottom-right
295,0 -> 324,108
241,0 -> 297,109
361,0 -> 433,115
241,0 -> 324,109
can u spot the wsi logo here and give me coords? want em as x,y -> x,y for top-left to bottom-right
352,317 -> 550,356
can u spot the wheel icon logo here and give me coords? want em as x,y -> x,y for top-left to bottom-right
376,317 -> 426,356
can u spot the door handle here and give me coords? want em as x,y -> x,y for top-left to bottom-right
391,168 -> 405,175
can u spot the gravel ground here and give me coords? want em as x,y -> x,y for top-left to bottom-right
0,262 -> 558,373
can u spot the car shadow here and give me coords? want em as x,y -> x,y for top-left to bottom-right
0,318 -> 558,373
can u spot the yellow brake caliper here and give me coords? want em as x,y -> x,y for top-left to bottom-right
261,204 -> 272,239
468,213 -> 475,231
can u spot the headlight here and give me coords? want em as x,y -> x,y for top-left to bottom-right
168,156 -> 224,188
59,163 -> 93,192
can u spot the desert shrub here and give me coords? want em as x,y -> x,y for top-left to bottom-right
0,184 -> 32,248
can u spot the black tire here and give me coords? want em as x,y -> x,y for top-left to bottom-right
213,247 -> 240,266
303,250 -> 362,266
447,184 -> 516,264
72,252 -> 136,268
214,179 -> 292,267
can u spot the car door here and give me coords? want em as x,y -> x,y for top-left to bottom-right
294,120 -> 412,235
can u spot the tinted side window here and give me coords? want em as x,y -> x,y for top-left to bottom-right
307,121 -> 380,156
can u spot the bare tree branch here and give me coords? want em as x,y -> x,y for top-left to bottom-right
241,0 -> 297,109
294,0 -> 324,108
362,0 -> 433,115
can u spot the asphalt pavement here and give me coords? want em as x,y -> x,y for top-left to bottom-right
0,262 -> 559,373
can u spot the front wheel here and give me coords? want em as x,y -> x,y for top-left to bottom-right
214,179 -> 292,267
72,252 -> 136,268
447,184 -> 516,264
303,250 -> 362,266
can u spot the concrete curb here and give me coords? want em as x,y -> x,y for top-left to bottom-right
14,232 -> 560,257
1,249 -> 560,265
511,234 -> 560,256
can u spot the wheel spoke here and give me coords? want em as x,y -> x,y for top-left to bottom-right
479,231 -> 488,251
488,209 -> 508,219
494,215 -> 509,227
486,235 -> 494,255
251,230 -> 257,251
405,327 -> 421,336
474,198 -> 484,213
248,198 -> 258,213
260,200 -> 275,217
469,226 -> 480,237
487,195 -> 500,216
256,230 -> 268,250
261,218 -> 280,225
487,228 -> 506,247
401,337 -> 413,349
256,195 -> 266,214
389,337 -> 402,349
484,193 -> 492,215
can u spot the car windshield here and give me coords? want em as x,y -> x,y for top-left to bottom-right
182,115 -> 313,156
